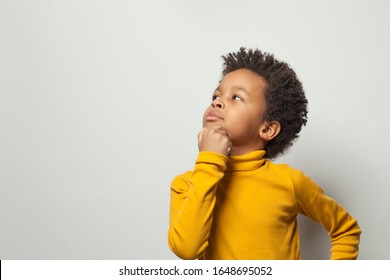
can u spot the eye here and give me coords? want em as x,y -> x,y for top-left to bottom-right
212,94 -> 220,101
233,95 -> 243,101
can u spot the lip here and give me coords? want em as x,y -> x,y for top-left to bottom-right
206,111 -> 223,121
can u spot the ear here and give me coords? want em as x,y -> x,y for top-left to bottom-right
259,121 -> 281,141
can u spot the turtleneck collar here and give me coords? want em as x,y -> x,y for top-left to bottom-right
226,150 -> 267,172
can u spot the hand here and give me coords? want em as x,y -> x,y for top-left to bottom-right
197,125 -> 232,156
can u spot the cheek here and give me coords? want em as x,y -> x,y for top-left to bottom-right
227,113 -> 258,136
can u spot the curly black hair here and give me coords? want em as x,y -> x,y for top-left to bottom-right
222,47 -> 308,159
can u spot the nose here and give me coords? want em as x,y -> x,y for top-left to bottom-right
212,98 -> 224,109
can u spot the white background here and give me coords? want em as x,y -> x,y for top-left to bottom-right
1,0 -> 389,259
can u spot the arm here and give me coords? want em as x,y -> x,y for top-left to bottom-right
168,125 -> 231,259
168,152 -> 227,259
294,172 -> 361,260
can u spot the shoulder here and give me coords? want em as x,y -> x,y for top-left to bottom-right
264,160 -> 307,183
269,162 -> 325,198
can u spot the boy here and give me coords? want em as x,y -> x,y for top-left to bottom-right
168,47 -> 361,260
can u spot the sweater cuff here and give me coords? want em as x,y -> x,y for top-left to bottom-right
196,151 -> 228,171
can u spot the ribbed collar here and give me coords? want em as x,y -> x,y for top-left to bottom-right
226,150 -> 267,172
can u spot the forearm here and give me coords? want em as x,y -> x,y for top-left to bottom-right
329,215 -> 361,260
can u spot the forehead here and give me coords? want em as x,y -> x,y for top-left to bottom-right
218,69 -> 267,94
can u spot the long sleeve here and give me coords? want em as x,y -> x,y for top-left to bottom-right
168,151 -> 227,259
293,171 -> 361,260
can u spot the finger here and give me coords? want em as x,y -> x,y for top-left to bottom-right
216,126 -> 229,138
207,124 -> 228,136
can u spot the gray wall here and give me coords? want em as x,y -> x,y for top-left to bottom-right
1,0 -> 389,259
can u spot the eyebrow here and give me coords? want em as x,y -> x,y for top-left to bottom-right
214,86 -> 251,96
233,86 -> 250,96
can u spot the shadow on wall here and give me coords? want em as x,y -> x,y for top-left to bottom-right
298,215 -> 331,260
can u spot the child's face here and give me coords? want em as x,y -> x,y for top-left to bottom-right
203,69 -> 268,152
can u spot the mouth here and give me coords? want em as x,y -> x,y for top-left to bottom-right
205,111 -> 223,122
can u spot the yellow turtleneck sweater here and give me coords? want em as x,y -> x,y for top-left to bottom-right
168,150 -> 361,260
